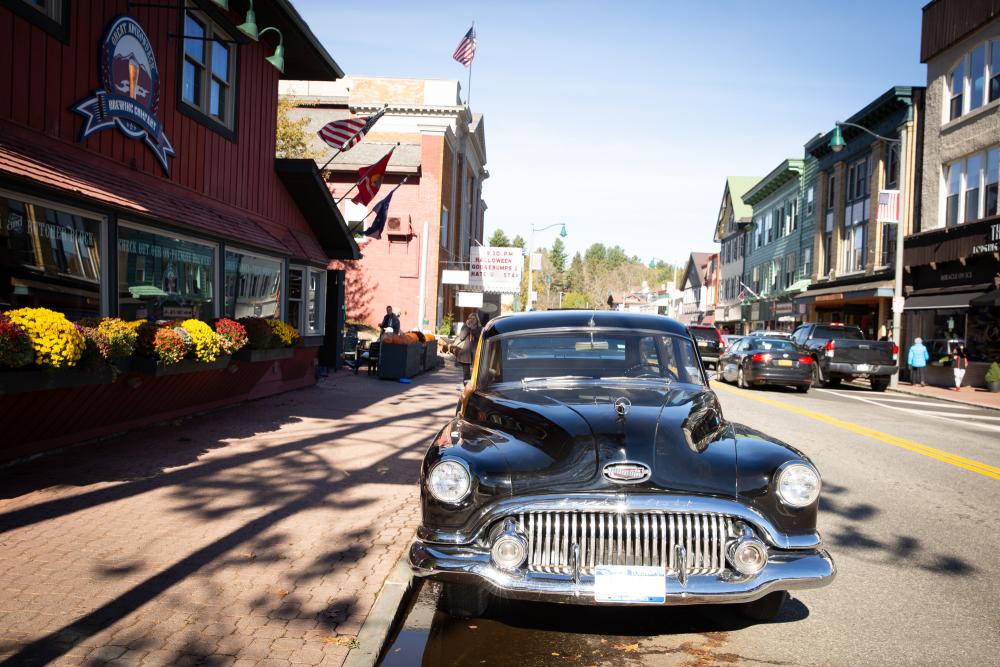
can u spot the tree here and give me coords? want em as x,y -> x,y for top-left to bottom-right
566,252 -> 584,293
549,237 -> 567,273
561,292 -> 590,309
488,229 -> 511,247
511,235 -> 526,249
275,99 -> 316,159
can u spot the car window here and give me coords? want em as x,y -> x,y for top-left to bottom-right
755,339 -> 798,352
689,327 -> 718,342
481,330 -> 705,388
813,325 -> 864,340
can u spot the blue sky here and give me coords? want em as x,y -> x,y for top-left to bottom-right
294,0 -> 927,267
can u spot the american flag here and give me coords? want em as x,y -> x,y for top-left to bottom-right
877,189 -> 901,223
317,108 -> 386,151
452,26 -> 476,67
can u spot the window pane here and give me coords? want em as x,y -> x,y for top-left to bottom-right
946,194 -> 959,227
987,148 -> 1000,216
991,42 -> 1000,102
211,40 -> 229,81
965,154 -> 982,221
950,60 -> 965,119
184,14 -> 205,62
183,60 -> 201,104
307,271 -> 321,332
224,251 -> 282,319
949,162 -> 962,195
210,80 -> 222,118
0,197 -> 102,319
117,226 -> 215,321
970,46 -> 985,110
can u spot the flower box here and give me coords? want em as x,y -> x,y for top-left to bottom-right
233,347 -> 295,363
422,339 -> 438,371
0,365 -> 116,395
128,355 -> 231,377
379,342 -> 425,379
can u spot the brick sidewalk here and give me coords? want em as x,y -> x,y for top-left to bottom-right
0,365 -> 461,666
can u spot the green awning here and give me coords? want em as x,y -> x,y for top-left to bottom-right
129,285 -> 168,298
786,278 -> 812,294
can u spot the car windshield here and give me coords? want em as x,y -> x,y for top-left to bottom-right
749,339 -> 799,352
478,329 -> 706,389
689,327 -> 718,342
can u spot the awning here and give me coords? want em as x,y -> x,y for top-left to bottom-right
902,291 -> 981,310
275,159 -> 360,261
970,289 -> 1000,307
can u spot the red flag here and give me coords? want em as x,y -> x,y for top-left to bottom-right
352,149 -> 394,206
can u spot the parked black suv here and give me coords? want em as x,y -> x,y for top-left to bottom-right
688,324 -> 723,369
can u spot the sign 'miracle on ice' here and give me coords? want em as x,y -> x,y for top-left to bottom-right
73,16 -> 176,175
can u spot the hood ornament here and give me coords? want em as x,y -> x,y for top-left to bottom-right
614,397 -> 631,416
603,461 -> 650,484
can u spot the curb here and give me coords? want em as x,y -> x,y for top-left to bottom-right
342,548 -> 415,667
887,386 -> 1000,412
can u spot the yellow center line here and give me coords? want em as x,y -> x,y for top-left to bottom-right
712,382 -> 1000,481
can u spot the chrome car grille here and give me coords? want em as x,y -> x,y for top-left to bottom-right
513,511 -> 736,576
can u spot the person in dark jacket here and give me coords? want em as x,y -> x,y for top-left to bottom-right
951,344 -> 969,391
379,306 -> 400,336
453,314 -> 481,383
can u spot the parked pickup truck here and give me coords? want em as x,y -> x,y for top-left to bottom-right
791,323 -> 898,391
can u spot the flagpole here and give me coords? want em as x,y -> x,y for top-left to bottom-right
466,21 -> 474,107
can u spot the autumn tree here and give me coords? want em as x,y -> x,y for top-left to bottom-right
275,99 -> 317,159
511,235 -> 526,249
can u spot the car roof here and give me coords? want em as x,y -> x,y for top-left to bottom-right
483,310 -> 690,338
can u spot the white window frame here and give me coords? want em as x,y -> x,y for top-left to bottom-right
1,188 -> 108,316
946,39 -> 1000,123
118,220 -> 220,318
943,145 -> 1000,227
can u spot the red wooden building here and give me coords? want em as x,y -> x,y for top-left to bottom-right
0,0 -> 357,460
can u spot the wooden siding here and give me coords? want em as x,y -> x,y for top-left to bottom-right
921,0 -> 1000,63
0,2 -> 316,243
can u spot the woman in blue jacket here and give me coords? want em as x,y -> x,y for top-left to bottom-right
907,337 -> 929,387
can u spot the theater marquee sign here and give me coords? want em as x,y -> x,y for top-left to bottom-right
73,17 -> 176,175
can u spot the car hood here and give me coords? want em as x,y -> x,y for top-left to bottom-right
464,382 -> 736,497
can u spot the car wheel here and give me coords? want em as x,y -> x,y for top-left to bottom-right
737,365 -> 748,389
440,582 -> 490,618
812,362 -> 826,388
739,590 -> 788,622
871,377 -> 889,392
795,384 -> 809,393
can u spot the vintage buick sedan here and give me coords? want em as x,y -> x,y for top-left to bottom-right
409,311 -> 835,619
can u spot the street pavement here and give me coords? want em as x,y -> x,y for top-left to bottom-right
0,366 -> 463,667
382,379 -> 1000,667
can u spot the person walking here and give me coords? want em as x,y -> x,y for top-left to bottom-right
951,343 -> 969,391
379,306 -> 400,337
908,337 -> 929,387
453,313 -> 481,383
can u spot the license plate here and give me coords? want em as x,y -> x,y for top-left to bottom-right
856,364 -> 871,372
594,565 -> 666,604
697,341 -> 708,347
777,359 -> 793,367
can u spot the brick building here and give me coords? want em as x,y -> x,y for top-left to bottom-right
280,77 -> 488,333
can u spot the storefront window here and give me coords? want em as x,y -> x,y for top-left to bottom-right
0,194 -> 103,319
224,249 -> 282,319
118,224 -> 216,321
287,266 -> 326,335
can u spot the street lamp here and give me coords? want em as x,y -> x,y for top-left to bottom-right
828,119 -> 909,387
526,223 -> 567,311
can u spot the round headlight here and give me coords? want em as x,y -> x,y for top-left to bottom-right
491,535 -> 527,571
427,459 -> 471,504
776,462 -> 821,508
728,537 -> 768,576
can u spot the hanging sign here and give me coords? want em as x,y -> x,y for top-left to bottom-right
73,17 -> 176,175
469,247 -> 523,294
441,270 -> 470,285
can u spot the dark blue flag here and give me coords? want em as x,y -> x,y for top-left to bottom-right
364,191 -> 395,239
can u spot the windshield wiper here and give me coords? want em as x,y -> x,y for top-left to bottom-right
601,376 -> 674,384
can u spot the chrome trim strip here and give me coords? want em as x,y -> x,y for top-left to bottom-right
410,540 -> 836,606
417,493 -> 822,550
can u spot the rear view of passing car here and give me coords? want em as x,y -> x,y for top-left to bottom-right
719,337 -> 814,392
410,311 -> 835,621
688,324 -> 724,369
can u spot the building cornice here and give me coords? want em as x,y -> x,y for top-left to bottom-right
742,159 -> 804,206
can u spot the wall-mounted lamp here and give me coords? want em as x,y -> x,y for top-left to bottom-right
237,0 -> 259,40
260,27 -> 285,73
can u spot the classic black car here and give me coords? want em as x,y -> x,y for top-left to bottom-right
719,337 -> 814,392
409,311 -> 835,620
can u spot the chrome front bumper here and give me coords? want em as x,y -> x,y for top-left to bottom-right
409,540 -> 836,605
